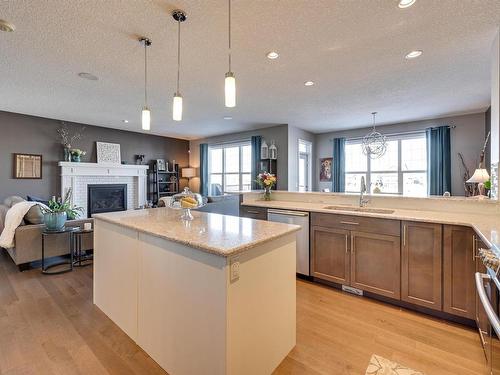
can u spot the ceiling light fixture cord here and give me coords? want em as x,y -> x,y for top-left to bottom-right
144,40 -> 148,105
177,17 -> 181,93
228,0 -> 231,72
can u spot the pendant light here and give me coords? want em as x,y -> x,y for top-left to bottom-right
224,0 -> 236,107
139,37 -> 152,130
362,112 -> 387,159
172,10 -> 186,122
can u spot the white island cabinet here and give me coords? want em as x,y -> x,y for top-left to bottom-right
93,208 -> 299,375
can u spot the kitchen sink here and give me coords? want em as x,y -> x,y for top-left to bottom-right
323,205 -> 395,214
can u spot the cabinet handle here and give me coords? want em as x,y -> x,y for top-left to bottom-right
472,235 -> 476,261
340,221 -> 359,225
403,224 -> 407,247
246,210 -> 260,214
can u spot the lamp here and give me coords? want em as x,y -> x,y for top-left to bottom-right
139,37 -> 152,131
172,10 -> 186,121
467,168 -> 490,198
182,167 -> 196,179
224,0 -> 236,108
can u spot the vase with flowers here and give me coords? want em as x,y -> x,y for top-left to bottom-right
255,172 -> 277,201
70,148 -> 86,162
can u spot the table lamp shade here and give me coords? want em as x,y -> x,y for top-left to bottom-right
182,167 -> 196,178
466,168 -> 490,183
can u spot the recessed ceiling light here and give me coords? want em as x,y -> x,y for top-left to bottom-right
266,51 -> 279,59
398,0 -> 416,8
122,120 -> 129,123
404,50 -> 423,59
223,116 -> 233,120
304,81 -> 315,86
78,72 -> 98,81
0,19 -> 15,32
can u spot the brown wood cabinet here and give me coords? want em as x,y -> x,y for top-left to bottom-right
350,231 -> 401,299
311,226 -> 350,284
401,221 -> 442,310
310,213 -> 401,299
443,225 -> 476,319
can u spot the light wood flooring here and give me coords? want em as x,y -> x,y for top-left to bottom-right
0,251 -> 488,375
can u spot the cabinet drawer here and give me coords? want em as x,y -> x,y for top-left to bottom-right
311,212 -> 400,236
240,205 -> 268,220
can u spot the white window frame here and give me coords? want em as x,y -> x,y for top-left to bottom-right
345,132 -> 427,195
208,140 -> 252,193
297,139 -> 312,192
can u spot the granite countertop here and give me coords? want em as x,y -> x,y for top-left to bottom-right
93,208 -> 300,257
242,200 -> 500,253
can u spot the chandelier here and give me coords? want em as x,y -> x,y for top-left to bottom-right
362,112 -> 387,159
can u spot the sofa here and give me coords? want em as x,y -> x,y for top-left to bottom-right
197,194 -> 241,216
0,196 -> 93,271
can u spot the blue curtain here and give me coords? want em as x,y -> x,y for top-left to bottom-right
251,136 -> 262,190
199,143 -> 209,196
333,138 -> 345,192
426,126 -> 451,195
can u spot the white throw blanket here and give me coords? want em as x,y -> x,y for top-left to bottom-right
0,202 -> 46,249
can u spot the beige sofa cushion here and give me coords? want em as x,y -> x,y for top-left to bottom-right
24,205 -> 44,225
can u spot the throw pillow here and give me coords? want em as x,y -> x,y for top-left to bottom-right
24,204 -> 45,225
3,196 -> 26,208
27,195 -> 50,206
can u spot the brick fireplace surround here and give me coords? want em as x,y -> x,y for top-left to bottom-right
58,162 -> 149,218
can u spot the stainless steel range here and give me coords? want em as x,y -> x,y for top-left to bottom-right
476,245 -> 500,374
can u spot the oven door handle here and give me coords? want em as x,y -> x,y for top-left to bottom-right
475,272 -> 500,337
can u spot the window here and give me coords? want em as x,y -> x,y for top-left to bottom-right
345,134 -> 427,197
208,141 -> 252,193
298,139 -> 312,192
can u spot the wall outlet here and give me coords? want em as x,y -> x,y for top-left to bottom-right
230,259 -> 240,282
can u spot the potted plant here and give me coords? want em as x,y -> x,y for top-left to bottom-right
70,148 -> 86,162
41,188 -> 83,231
255,172 -> 277,201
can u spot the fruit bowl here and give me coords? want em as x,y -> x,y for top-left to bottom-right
168,187 -> 207,221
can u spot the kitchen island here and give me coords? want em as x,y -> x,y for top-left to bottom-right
93,208 -> 300,375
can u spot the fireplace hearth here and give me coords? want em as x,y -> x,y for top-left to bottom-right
87,184 -> 127,217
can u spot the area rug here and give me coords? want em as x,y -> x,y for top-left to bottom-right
365,354 -> 425,375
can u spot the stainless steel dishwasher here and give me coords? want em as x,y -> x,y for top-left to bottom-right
267,209 -> 310,276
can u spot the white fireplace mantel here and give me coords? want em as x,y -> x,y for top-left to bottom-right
59,162 -> 149,218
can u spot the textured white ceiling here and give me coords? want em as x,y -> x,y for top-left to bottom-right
0,0 -> 499,139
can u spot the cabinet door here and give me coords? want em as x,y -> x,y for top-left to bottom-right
401,221 -> 442,310
239,205 -> 268,220
350,231 -> 401,299
311,226 -> 350,285
443,225 -> 476,319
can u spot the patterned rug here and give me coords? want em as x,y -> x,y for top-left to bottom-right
365,354 -> 425,375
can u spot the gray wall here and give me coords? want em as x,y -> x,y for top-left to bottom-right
0,111 -> 190,202
314,112 -> 486,196
189,125 -> 289,192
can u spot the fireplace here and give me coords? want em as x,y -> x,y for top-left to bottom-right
87,184 -> 127,217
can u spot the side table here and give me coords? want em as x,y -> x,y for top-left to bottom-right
73,229 -> 94,267
41,227 -> 78,275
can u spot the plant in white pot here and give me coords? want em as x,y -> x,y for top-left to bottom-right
41,188 -> 83,231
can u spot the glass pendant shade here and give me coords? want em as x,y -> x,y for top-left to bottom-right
225,72 -> 236,108
173,93 -> 183,121
142,107 -> 151,131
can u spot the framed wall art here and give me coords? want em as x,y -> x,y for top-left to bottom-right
319,157 -> 333,182
13,153 -> 42,179
96,142 -> 121,164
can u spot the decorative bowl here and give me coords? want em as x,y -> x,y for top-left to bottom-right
168,187 -> 207,220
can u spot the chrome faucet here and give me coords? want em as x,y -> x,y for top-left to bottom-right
359,176 -> 369,207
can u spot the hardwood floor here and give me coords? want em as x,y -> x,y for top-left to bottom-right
0,251 -> 487,375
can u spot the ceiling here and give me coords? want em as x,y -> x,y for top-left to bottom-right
0,1 -> 499,140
